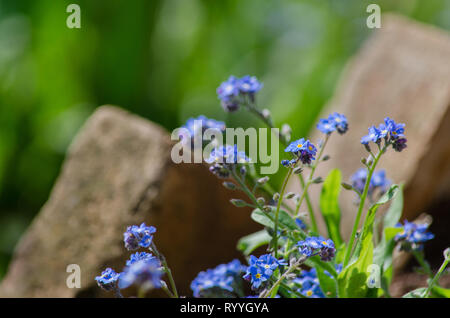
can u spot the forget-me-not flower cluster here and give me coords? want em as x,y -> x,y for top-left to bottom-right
297,236 -> 336,262
217,75 -> 263,112
190,259 -> 246,298
395,220 -> 434,251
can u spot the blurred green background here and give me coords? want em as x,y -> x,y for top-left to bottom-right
0,0 -> 449,279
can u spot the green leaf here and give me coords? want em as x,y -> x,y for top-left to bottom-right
334,242 -> 347,264
319,169 -> 343,245
383,184 -> 404,229
431,286 -> 450,298
372,185 -> 404,297
251,209 -> 275,228
402,287 -> 427,298
315,265 -> 338,298
353,185 -> 399,261
250,208 -> 306,246
340,185 -> 399,298
338,232 -> 374,298
237,230 -> 271,256
250,208 -> 301,233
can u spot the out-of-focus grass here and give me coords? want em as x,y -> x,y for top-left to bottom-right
0,0 -> 449,279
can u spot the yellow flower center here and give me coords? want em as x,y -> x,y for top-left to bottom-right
255,273 -> 261,279
264,265 -> 270,269
306,290 -> 313,297
322,241 -> 327,245
297,144 -> 303,148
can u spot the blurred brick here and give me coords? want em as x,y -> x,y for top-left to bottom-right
289,15 -> 450,239
0,106 -> 258,297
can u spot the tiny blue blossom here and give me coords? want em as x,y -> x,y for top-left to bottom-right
361,125 -> 382,144
295,218 -> 307,230
317,118 -> 335,134
317,113 -> 348,135
238,75 -> 263,94
395,220 -> 434,251
123,223 -> 157,251
95,268 -> 120,292
300,280 -> 325,298
329,112 -> 348,134
384,117 -> 405,139
180,115 -> 226,146
361,118 -> 407,151
217,75 -> 263,112
217,76 -> 239,101
350,168 -> 390,197
285,138 -> 317,165
281,159 -> 290,167
297,236 -> 335,261
118,258 -> 163,290
207,145 -> 251,179
243,254 -> 287,289
126,252 -> 156,266
190,259 -> 246,297
206,145 -> 250,165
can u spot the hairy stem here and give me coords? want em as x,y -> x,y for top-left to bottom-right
294,134 -> 330,233
424,256 -> 449,297
231,167 -> 264,210
151,242 -> 178,298
273,168 -> 293,258
343,148 -> 383,267
412,250 -> 433,278
261,257 -> 305,298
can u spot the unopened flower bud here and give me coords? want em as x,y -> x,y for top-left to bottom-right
240,166 -> 247,176
230,199 -> 247,207
285,192 -> 296,199
256,197 -> 266,206
281,124 -> 292,142
222,182 -> 236,190
273,193 -> 280,201
312,177 -> 323,184
361,157 -> 367,165
263,206 -> 272,212
444,247 -> 450,261
341,182 -> 353,190
257,176 -> 270,185
293,167 -> 303,174
281,123 -> 292,136
322,155 -> 330,161
262,109 -> 271,119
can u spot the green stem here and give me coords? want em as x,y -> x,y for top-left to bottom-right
261,257 -> 304,298
137,287 -> 146,298
161,282 -> 175,298
424,256 -> 449,297
151,242 -> 178,298
294,134 -> 330,232
114,289 -> 124,298
412,250 -> 433,278
244,101 -> 316,224
273,168 -> 293,258
231,167 -> 264,210
343,148 -> 383,267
